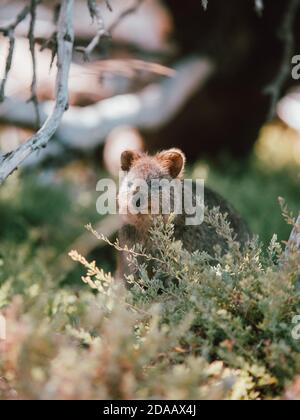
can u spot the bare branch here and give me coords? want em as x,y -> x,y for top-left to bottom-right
104,0 -> 113,12
0,57 -> 213,160
0,3 -> 35,102
264,0 -> 300,119
76,0 -> 109,60
0,0 -> 75,185
27,0 -> 41,128
40,4 -> 62,68
0,4 -> 31,33
0,0 -> 41,102
0,29 -> 15,102
109,0 -> 143,33
77,0 -> 144,60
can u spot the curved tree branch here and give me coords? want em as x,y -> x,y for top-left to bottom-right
0,56 -> 213,156
0,0 -> 74,185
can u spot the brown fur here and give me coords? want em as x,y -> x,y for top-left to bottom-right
117,149 -> 250,281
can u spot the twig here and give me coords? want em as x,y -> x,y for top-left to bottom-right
0,4 -> 31,33
76,0 -> 109,61
264,0 -> 300,120
104,0 -> 113,12
109,0 -> 143,33
40,32 -> 58,69
27,0 -> 41,128
0,3 -> 35,102
40,4 -> 61,67
0,57 -> 213,155
77,0 -> 144,60
86,223 -> 165,265
0,29 -> 15,102
40,3 -> 61,68
0,0 -> 75,185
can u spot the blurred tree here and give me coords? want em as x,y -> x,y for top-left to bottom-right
0,0 -> 300,180
145,0 -> 300,159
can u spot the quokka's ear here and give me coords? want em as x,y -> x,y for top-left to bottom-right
120,150 -> 142,171
157,148 -> 186,178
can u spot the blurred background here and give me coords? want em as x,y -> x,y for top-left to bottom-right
0,0 -> 299,284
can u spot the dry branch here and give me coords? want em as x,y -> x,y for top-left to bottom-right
0,30 -> 15,102
76,0 -> 109,60
0,57 -> 213,159
76,0 -> 144,60
0,1 -> 44,102
27,0 -> 41,127
0,3 -> 34,101
109,0 -> 143,33
0,0 -> 74,184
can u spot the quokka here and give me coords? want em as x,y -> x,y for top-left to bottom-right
117,148 -> 250,280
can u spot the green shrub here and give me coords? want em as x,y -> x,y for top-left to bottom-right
202,160 -> 300,245
1,209 -> 299,400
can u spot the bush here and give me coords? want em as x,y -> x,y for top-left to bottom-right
203,160 -> 300,245
1,209 -> 299,400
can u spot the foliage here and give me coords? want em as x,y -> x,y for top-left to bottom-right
0,160 -> 299,400
195,159 -> 300,245
0,204 -> 300,400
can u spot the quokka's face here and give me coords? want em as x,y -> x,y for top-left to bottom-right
118,149 -> 185,225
